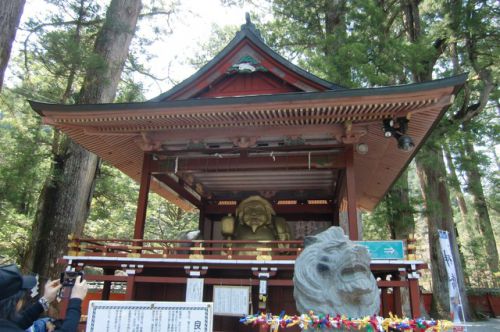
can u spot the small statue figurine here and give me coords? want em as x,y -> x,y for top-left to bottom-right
221,195 -> 291,247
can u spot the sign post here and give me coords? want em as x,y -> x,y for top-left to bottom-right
358,240 -> 405,260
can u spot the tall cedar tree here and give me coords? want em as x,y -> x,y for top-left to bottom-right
400,0 -> 471,319
24,0 -> 142,279
452,0 -> 499,277
0,0 -> 25,91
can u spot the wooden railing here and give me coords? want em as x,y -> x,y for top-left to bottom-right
67,236 -> 304,261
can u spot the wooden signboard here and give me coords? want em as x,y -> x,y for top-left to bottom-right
86,301 -> 213,332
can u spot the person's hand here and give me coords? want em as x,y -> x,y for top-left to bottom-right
70,276 -> 88,300
43,279 -> 62,303
46,320 -> 56,332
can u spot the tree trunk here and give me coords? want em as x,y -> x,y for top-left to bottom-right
26,140 -> 100,277
386,170 -> 420,316
415,138 -> 470,319
387,171 -> 415,240
400,0 -> 470,319
0,0 -> 25,91
24,0 -> 142,279
323,0 -> 349,81
461,124 -> 499,277
443,144 -> 468,225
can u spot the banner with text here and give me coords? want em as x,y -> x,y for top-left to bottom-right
438,230 -> 466,331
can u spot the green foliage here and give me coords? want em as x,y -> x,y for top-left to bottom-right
84,163 -> 139,239
84,162 -> 198,240
145,195 -> 198,240
0,203 -> 32,265
0,91 -> 52,211
0,91 -> 52,263
20,0 -> 104,102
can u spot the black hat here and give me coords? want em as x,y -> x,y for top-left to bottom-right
0,264 -> 37,301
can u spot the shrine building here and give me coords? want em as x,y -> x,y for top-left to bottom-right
30,17 -> 466,331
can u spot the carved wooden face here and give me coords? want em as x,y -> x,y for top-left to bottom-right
241,201 -> 271,232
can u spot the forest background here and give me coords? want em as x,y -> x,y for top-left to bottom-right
0,0 -> 498,319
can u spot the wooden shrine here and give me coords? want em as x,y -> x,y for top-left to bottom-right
30,17 -> 466,331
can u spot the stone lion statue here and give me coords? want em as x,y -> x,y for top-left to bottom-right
293,226 -> 380,317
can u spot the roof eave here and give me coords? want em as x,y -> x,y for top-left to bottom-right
30,73 -> 468,115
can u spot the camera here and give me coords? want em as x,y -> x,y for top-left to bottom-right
59,271 -> 84,287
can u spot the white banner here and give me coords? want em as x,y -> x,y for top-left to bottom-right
438,230 -> 466,330
86,301 -> 213,332
186,278 -> 204,302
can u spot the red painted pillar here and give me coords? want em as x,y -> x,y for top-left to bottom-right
381,288 -> 389,317
101,268 -> 113,300
133,153 -> 153,240
198,198 -> 206,238
394,269 -> 405,317
345,145 -> 358,240
408,277 -> 421,318
125,274 -> 136,300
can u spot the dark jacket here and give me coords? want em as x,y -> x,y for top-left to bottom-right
0,298 -> 82,332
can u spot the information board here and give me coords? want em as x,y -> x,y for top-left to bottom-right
212,286 -> 250,316
86,301 -> 213,332
357,240 -> 405,260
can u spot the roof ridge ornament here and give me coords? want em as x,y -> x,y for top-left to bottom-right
240,12 -> 262,39
227,55 -> 268,74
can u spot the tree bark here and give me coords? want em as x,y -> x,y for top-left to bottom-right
24,0 -> 142,279
387,171 -> 415,240
443,144 -> 468,225
323,0 -> 349,80
401,0 -> 470,319
0,0 -> 25,91
460,124 -> 499,277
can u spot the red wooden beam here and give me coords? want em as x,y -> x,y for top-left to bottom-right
133,276 -> 294,286
153,174 -> 202,209
151,153 -> 345,173
145,124 -> 347,143
345,145 -> 359,240
377,280 -> 408,287
134,153 -> 152,240
125,274 -> 135,300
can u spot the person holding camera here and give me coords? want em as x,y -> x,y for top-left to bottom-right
0,264 -> 88,332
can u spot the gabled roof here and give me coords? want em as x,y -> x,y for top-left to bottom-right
29,73 -> 467,211
150,16 -> 345,102
28,16 -> 468,213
